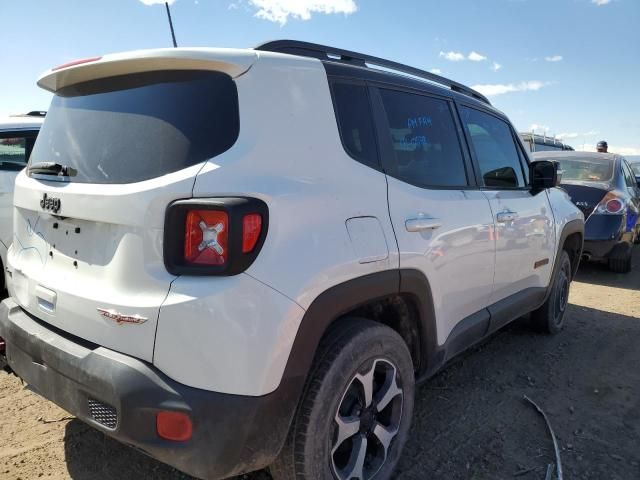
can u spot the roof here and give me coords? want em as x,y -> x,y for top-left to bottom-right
532,151 -> 622,162
0,116 -> 44,131
255,40 -> 491,105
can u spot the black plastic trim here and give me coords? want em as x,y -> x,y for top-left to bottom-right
0,299 -> 296,479
163,197 -> 269,276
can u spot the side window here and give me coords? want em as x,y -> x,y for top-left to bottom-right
379,89 -> 468,187
0,133 -> 34,171
460,106 -> 526,188
622,161 -> 636,188
330,82 -> 379,169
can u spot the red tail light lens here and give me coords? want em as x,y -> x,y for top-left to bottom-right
156,411 -> 192,442
165,198 -> 268,276
184,210 -> 228,265
606,199 -> 623,214
242,214 -> 262,253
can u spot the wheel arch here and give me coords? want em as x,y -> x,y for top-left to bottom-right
280,269 -> 437,393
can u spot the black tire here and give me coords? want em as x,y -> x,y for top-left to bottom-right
608,246 -> 633,273
531,251 -> 572,334
270,318 -> 414,480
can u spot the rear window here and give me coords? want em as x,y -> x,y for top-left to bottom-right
555,157 -> 614,182
30,70 -> 239,184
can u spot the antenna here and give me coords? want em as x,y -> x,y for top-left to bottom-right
165,2 -> 178,48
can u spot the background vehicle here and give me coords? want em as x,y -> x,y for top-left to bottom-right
534,151 -> 640,272
0,112 -> 43,293
0,42 -> 582,480
520,132 -> 574,152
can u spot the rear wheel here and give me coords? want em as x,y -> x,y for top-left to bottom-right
531,250 -> 572,334
608,245 -> 633,273
270,318 -> 414,480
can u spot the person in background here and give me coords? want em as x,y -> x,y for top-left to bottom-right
597,140 -> 608,153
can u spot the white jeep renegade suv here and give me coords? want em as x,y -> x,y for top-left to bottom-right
0,41 -> 583,480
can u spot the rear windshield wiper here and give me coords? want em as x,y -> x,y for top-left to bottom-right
28,162 -> 77,177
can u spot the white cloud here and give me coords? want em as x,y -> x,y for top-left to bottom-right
243,0 -> 357,25
430,68 -> 442,75
545,55 -> 563,62
592,0 -> 612,5
557,130 -> 600,139
468,51 -> 487,62
439,51 -> 466,62
471,80 -> 549,97
139,0 -> 176,5
491,62 -> 502,72
530,123 -> 550,132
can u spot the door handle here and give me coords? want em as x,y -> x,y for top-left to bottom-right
405,217 -> 442,232
496,210 -> 518,223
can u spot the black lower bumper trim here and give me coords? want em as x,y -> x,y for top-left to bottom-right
0,298 -> 300,479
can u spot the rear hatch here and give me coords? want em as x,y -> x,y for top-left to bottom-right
560,181 -> 611,219
8,50 -> 251,361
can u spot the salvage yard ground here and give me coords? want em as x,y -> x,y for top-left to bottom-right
1,247 -> 639,480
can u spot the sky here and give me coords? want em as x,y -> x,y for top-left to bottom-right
1,0 -> 639,154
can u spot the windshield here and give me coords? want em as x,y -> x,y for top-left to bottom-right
631,163 -> 640,176
30,70 -> 239,184
556,157 -> 614,182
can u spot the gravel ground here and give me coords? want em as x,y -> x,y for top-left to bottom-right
1,246 -> 638,480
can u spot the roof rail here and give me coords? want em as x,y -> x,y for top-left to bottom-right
255,40 -> 491,105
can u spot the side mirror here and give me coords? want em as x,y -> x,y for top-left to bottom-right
530,160 -> 559,194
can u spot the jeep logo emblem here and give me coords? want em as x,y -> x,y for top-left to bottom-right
40,193 -> 61,213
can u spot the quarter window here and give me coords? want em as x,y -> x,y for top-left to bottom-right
379,89 -> 468,187
330,82 -> 379,169
461,107 -> 525,188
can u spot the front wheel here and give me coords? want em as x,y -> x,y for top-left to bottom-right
270,318 -> 414,480
531,250 -> 572,334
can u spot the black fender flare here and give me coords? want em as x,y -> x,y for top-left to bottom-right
542,219 -> 583,306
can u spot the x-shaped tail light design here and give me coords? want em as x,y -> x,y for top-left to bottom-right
198,220 -> 225,254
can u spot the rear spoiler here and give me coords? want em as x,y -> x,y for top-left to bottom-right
37,48 -> 258,93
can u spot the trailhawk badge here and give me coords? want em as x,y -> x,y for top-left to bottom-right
97,308 -> 148,325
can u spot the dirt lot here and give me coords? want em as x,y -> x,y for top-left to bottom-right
1,247 -> 638,480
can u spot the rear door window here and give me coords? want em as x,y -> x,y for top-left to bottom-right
30,70 -> 239,184
460,106 -> 526,188
378,89 -> 468,188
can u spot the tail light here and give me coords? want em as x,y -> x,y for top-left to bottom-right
164,197 -> 268,276
595,192 -> 626,215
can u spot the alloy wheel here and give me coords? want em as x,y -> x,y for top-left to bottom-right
331,359 -> 404,480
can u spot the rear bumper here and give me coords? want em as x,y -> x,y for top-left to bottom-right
583,214 -> 628,260
0,298 -> 298,480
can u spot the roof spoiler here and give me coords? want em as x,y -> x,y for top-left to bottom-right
37,48 -> 258,93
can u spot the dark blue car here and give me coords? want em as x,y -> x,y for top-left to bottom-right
534,151 -> 640,273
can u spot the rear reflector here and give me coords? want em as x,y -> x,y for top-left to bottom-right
242,214 -> 263,253
156,411 -> 193,441
184,210 -> 229,265
52,56 -> 102,71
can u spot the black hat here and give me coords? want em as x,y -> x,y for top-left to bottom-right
597,140 -> 608,148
